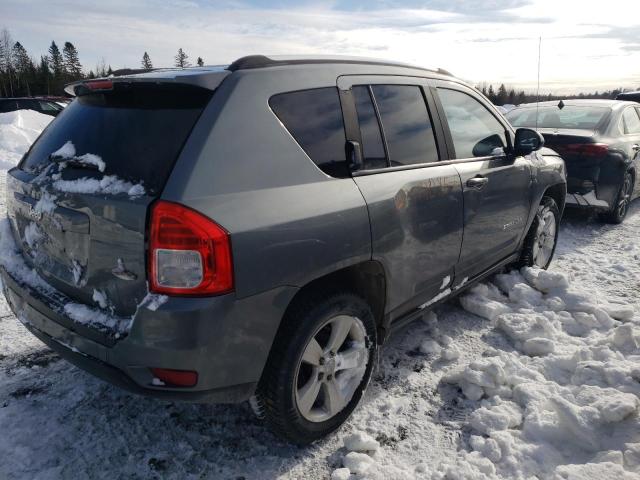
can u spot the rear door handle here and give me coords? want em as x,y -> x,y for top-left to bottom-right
466,176 -> 489,190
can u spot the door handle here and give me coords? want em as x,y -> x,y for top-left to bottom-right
466,176 -> 489,190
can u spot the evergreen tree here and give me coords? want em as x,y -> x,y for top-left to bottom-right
107,65 -> 113,75
12,41 -> 32,96
63,41 -> 82,78
507,88 -> 516,104
487,84 -> 495,103
37,55 -> 51,95
174,48 -> 190,68
48,40 -> 63,76
141,51 -> 153,69
497,83 -> 508,105
196,56 -> 204,67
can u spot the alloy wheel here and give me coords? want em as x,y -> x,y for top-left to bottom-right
532,208 -> 557,268
617,173 -> 633,220
295,315 -> 369,423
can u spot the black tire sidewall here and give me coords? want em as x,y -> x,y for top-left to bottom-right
607,171 -> 633,224
259,292 -> 377,444
518,196 -> 560,269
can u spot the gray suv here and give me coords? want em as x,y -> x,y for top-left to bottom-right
1,55 -> 566,444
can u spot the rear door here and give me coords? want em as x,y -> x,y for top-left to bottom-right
338,75 -> 464,318
6,83 -> 212,317
433,83 -> 532,281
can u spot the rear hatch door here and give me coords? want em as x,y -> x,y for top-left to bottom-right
6,82 -> 213,319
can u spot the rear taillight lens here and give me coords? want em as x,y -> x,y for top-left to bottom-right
150,368 -> 198,387
557,143 -> 609,158
149,201 -> 233,296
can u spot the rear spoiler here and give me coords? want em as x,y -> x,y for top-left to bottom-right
64,67 -> 230,97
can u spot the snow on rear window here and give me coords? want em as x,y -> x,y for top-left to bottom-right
19,85 -> 212,194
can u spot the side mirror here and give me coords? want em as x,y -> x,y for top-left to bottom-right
513,128 -> 544,156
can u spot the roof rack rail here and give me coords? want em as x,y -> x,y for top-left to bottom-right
227,55 -> 452,76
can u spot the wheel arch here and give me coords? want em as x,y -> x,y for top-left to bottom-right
542,182 -> 567,215
287,261 -> 386,327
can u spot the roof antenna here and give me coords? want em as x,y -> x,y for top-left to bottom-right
535,36 -> 541,131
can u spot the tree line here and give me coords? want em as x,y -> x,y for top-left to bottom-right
476,82 -> 636,106
0,27 -> 205,97
0,26 -> 637,100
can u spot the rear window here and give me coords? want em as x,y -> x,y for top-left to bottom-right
20,84 -> 212,194
269,87 -> 348,178
506,105 -> 610,130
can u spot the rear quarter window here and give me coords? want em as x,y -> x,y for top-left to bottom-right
269,87 -> 349,178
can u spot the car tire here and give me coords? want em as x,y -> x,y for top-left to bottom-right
256,291 -> 377,445
516,196 -> 560,270
602,171 -> 633,224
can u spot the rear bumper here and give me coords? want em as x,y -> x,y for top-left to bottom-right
1,267 -> 297,403
564,191 -> 610,211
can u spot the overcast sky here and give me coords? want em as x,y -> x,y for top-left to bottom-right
2,0 -> 639,94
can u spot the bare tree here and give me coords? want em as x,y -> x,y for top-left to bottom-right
0,28 -> 15,96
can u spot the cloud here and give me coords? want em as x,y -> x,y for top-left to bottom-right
1,0 -> 639,93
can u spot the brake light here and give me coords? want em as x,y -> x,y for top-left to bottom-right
558,143 -> 609,158
149,200 -> 233,296
84,79 -> 113,91
150,368 -> 198,387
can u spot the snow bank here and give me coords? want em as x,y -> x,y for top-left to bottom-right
0,110 -> 52,169
439,267 -> 640,478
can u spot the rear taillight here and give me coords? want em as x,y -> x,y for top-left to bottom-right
150,368 -> 198,387
149,201 -> 233,296
557,143 -> 608,158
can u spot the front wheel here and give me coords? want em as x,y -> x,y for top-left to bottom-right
517,196 -> 560,269
256,292 -> 377,444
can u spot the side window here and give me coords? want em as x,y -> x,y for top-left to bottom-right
17,99 -> 34,110
38,101 -> 60,112
353,86 -> 387,169
622,107 -> 640,134
438,88 -> 507,159
270,87 -> 348,178
371,85 -> 439,166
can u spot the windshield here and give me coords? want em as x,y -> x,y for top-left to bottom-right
19,84 -> 212,194
506,105 -> 610,130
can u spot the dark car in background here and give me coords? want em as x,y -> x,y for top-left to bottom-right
0,97 -> 65,116
507,100 -> 640,223
617,91 -> 640,103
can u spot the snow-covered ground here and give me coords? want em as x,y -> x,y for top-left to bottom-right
1,110 -> 640,479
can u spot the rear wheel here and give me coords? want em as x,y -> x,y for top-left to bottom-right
256,292 -> 377,444
602,171 -> 633,224
517,196 -> 560,269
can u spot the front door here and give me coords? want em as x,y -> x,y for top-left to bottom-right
338,76 -> 464,319
434,85 -> 532,281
